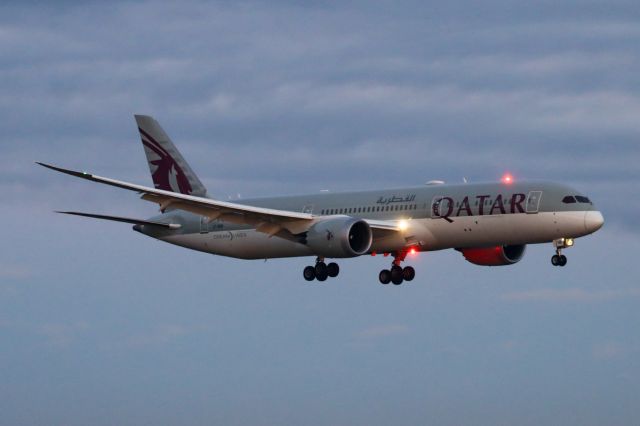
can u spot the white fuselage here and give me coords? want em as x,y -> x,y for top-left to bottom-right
149,179 -> 603,260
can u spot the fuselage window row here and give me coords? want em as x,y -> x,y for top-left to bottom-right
319,204 -> 418,216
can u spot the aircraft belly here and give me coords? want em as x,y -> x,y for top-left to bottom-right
158,212 -> 590,258
426,211 -> 590,249
161,230 -> 314,260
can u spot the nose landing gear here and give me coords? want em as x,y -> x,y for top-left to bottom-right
303,257 -> 340,282
551,253 -> 567,266
551,238 -> 573,267
379,250 -> 416,285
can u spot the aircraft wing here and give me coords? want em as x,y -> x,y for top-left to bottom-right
39,162 -> 406,241
38,162 -> 316,236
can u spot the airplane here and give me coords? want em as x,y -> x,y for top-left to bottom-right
38,115 -> 604,285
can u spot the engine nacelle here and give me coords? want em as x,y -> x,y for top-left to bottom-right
305,216 -> 373,258
459,244 -> 526,266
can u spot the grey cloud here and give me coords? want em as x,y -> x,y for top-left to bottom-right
592,341 -> 627,360
356,324 -> 409,339
125,324 -> 193,347
0,263 -> 32,280
2,0 -> 638,232
3,4 -> 640,425
39,321 -> 90,348
501,288 -> 640,303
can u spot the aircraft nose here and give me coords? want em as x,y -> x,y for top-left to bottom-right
584,210 -> 604,233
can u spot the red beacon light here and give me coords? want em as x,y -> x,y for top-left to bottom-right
501,173 -> 514,184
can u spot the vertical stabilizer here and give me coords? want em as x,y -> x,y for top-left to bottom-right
135,115 -> 207,197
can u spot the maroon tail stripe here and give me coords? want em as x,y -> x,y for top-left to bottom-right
139,127 -> 171,158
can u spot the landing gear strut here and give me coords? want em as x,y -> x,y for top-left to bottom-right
303,257 -> 340,282
379,250 -> 415,285
551,238 -> 572,267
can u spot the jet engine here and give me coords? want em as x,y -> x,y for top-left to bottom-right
305,217 -> 373,258
459,244 -> 526,266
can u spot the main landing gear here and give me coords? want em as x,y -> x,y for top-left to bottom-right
551,238 -> 573,267
303,257 -> 340,282
379,250 -> 415,285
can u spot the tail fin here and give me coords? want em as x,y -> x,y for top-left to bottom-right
135,114 -> 207,197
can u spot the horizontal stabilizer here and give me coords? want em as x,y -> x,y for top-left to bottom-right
56,211 -> 181,229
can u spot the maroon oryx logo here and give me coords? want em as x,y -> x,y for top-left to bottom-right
139,128 -> 193,195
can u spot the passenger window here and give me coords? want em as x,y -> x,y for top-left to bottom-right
562,196 -> 577,204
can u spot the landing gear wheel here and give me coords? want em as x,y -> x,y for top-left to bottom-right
391,265 -> 404,285
315,262 -> 328,281
551,254 -> 560,266
379,269 -> 391,284
403,266 -> 415,281
327,262 -> 339,278
303,266 -> 316,281
558,255 -> 567,266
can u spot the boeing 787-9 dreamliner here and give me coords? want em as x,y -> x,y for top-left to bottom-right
38,115 -> 604,285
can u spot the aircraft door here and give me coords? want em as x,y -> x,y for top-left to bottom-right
200,216 -> 209,233
526,191 -> 543,213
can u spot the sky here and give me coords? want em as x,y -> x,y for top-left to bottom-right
1,1 -> 639,425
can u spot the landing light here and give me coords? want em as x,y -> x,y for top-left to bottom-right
398,220 -> 409,231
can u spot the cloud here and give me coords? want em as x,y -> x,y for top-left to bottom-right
39,321 -> 90,348
0,263 -> 32,280
0,0 -> 635,241
592,341 -> 626,360
356,324 -> 409,340
501,288 -> 640,303
126,324 -> 192,347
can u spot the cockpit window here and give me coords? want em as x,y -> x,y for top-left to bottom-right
575,195 -> 591,204
562,196 -> 576,204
